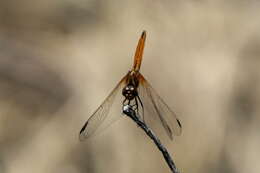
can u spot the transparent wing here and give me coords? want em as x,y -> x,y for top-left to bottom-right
79,75 -> 127,141
138,73 -> 182,140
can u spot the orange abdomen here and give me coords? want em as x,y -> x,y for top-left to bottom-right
132,31 -> 146,72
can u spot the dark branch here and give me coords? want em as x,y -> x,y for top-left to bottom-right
123,105 -> 180,173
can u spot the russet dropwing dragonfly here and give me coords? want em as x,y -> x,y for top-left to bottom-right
79,31 -> 182,141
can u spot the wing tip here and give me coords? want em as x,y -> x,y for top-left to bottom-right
79,121 -> 89,141
141,30 -> 146,38
177,118 -> 182,128
176,118 -> 182,136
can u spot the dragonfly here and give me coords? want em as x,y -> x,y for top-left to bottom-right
79,31 -> 182,141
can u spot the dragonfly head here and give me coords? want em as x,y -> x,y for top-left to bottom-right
122,84 -> 138,100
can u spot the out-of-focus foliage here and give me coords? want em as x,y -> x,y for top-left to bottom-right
0,1 -> 259,173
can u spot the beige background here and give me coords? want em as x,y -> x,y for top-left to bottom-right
0,1 -> 260,173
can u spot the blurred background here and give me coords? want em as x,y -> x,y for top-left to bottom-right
0,0 -> 259,173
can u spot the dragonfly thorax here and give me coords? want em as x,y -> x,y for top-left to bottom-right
122,85 -> 138,100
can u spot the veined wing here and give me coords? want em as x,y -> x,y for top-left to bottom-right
79,75 -> 127,141
138,73 -> 182,140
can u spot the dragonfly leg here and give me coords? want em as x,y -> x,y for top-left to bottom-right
123,98 -> 127,106
123,98 -> 131,106
131,99 -> 137,110
134,97 -> 139,112
133,96 -> 145,121
137,95 -> 145,123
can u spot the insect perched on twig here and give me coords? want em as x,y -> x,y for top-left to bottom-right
79,31 -> 182,140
